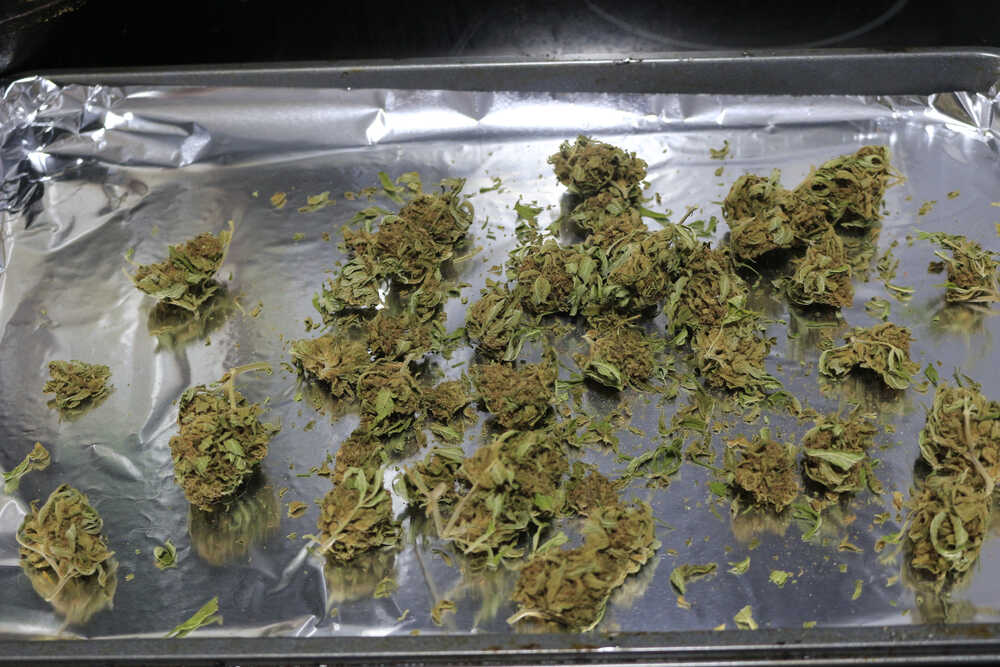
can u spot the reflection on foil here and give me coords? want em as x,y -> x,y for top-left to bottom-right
188,473 -> 280,567
146,285 -> 234,350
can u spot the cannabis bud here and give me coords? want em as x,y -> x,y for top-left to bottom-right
17,484 -> 118,624
312,466 -> 399,563
918,231 -> 1000,305
795,146 -> 892,230
577,321 -> 655,391
918,381 -> 1000,488
170,365 -> 279,510
291,334 -> 371,401
128,222 -> 233,311
548,135 -> 647,200
725,428 -> 799,511
784,230 -> 854,309
473,361 -> 556,429
465,282 -> 537,361
818,322 -> 920,390
42,360 -> 112,416
801,414 -> 880,494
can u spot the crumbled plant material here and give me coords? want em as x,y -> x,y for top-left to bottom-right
465,281 -> 538,361
795,146 -> 893,230
310,466 -> 400,563
188,477 -> 280,566
918,380 -> 1000,487
784,230 -> 854,309
473,361 -> 556,429
17,484 -> 117,618
423,378 -> 475,442
43,360 -> 112,415
170,364 -> 279,510
918,231 -> 1000,304
431,599 -> 457,626
291,335 -> 371,400
576,318 -> 656,391
801,413 -> 881,494
365,309 -> 443,361
725,428 -> 800,511
128,223 -> 233,311
905,465 -> 990,582
548,135 -> 647,200
565,463 -> 619,517
508,502 -> 659,631
3,442 -> 51,494
332,431 -> 386,482
734,605 -> 758,630
818,322 -> 920,390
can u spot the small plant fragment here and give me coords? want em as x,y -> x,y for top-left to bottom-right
43,360 -> 112,415
170,364 -> 279,510
670,562 -> 718,596
374,576 -> 398,598
3,442 -> 50,494
918,231 -> 1000,304
727,556 -> 751,575
128,222 -> 233,312
734,605 -> 758,630
153,540 -> 178,570
769,570 -> 793,587
165,596 -> 223,638
430,599 -> 456,626
17,484 -> 118,624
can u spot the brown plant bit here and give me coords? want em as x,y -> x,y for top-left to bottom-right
724,428 -> 799,511
691,301 -> 781,403
784,230 -> 854,309
170,364 -> 279,510
795,146 -> 893,230
127,222 -> 233,311
291,335 -> 371,400
188,476 -> 280,566
918,231 -> 1000,304
43,360 -> 112,415
508,502 -> 660,632
905,466 -> 990,583
17,484 -> 118,622
473,361 -> 556,429
818,322 -> 920,390
310,466 -> 400,563
801,413 -> 881,494
428,429 -> 568,568
548,135 -> 648,200
576,318 -> 655,391
356,361 -> 424,452
663,244 -> 749,344
565,463 -> 619,517
465,281 -> 538,361
918,380 -> 1000,488
513,240 -> 597,316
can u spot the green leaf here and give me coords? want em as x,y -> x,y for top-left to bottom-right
803,448 -> 865,471
727,556 -> 750,575
374,576 -> 398,598
734,604 -> 758,630
165,597 -> 223,638
769,569 -> 793,588
708,481 -> 729,498
851,579 -> 863,600
373,389 -> 394,424
669,562 -> 717,595
532,276 -> 551,306
153,539 -> 178,570
924,364 -> 939,386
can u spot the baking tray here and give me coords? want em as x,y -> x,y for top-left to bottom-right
2,49 -> 1000,665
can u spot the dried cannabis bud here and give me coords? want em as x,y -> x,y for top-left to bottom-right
397,446 -> 465,509
795,146 -> 892,230
43,360 -> 112,415
663,245 -> 748,344
690,302 -> 780,402
513,240 -> 597,316
17,484 -> 117,621
356,361 -> 423,450
801,414 -> 880,494
291,335 -> 371,400
818,322 -> 920,390
365,309 -> 444,361
548,135 -> 647,200
465,281 -> 537,361
423,378 -> 475,442
570,191 -> 646,241
918,381 -> 1000,487
565,463 -> 619,517
725,428 -> 799,511
473,361 -> 556,429
784,230 -> 854,309
576,319 -> 655,391
128,222 -> 233,311
918,231 -> 1000,304
311,466 -> 399,563
170,364 -> 280,510
508,502 -> 659,631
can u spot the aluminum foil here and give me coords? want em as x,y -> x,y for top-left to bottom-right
2,77 -> 1000,640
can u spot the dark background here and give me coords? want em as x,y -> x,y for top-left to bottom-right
2,0 -> 999,76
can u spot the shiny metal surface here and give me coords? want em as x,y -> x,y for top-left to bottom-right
0,53 -> 999,662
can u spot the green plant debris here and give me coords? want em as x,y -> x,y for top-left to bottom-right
818,322 -> 920,390
165,596 -> 223,638
43,360 -> 112,415
17,484 -> 118,623
170,364 -> 279,510
851,579 -> 863,600
724,428 -> 799,511
373,576 -> 398,598
431,599 -> 456,626
727,556 -> 751,575
287,501 -> 308,518
565,463 -> 619,517
865,296 -> 891,321
769,569 -> 793,587
918,200 -> 936,216
153,540 -> 178,570
128,222 -> 233,312
918,231 -> 1000,304
801,413 -> 881,494
734,605 -> 758,630
508,502 -> 660,632
791,501 -> 824,541
3,442 -> 50,494
670,562 -> 718,595
709,140 -> 730,160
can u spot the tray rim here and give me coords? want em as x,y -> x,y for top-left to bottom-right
3,47 -> 1000,664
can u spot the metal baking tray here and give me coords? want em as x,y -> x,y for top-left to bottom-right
2,49 -> 1000,665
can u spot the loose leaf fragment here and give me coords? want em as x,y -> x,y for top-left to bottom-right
153,540 -> 178,570
669,562 -> 718,596
3,442 -> 50,494
734,605 -> 758,630
430,599 -> 456,626
727,556 -> 751,575
165,596 -> 223,638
